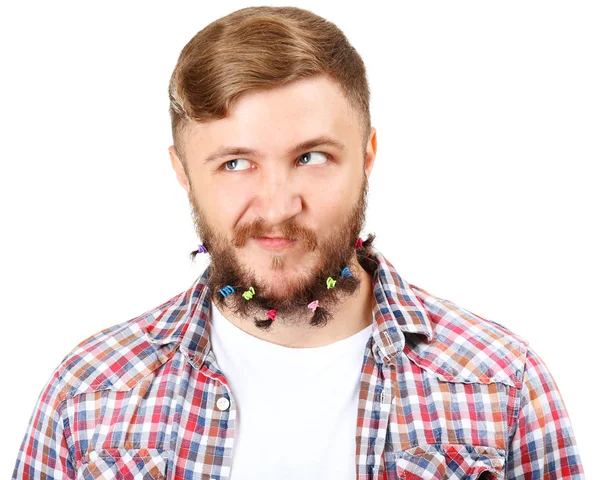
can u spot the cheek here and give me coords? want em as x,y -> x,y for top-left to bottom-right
198,177 -> 248,228
309,177 -> 354,225
325,167 -> 358,203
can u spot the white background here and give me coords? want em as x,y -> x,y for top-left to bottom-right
1,1 -> 597,477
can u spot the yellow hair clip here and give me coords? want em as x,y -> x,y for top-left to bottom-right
242,286 -> 256,300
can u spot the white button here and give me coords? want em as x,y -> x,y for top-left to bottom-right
216,396 -> 230,411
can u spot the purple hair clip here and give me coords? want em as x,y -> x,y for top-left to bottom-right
197,244 -> 208,253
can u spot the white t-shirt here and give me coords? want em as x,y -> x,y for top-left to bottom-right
209,301 -> 373,479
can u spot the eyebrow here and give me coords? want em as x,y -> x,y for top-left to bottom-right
202,136 -> 346,164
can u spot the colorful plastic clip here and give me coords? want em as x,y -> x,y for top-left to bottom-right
242,287 -> 256,300
219,285 -> 235,297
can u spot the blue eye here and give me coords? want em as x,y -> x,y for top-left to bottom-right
221,152 -> 329,171
223,159 -> 251,171
298,152 -> 328,165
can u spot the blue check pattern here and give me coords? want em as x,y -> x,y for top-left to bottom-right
13,245 -> 584,478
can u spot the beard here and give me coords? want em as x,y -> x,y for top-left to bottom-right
187,173 -> 371,330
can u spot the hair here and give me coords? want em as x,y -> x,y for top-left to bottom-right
168,6 -> 371,167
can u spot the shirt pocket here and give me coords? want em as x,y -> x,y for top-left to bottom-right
77,448 -> 171,480
394,444 -> 505,480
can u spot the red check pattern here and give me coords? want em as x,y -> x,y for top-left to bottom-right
13,246 -> 584,479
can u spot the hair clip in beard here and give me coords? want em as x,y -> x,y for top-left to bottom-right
190,243 -> 209,261
218,260 -> 361,332
242,287 -> 255,300
355,233 -> 378,273
307,300 -> 330,327
254,308 -> 277,330
219,285 -> 235,297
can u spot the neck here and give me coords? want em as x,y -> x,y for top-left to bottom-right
214,255 -> 375,348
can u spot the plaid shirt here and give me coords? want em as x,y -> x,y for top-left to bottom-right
13,246 -> 584,479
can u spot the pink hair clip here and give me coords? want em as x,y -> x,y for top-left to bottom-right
355,238 -> 363,249
267,309 -> 277,321
307,300 -> 319,312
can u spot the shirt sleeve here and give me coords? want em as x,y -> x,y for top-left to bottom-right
506,345 -> 585,479
12,366 -> 76,479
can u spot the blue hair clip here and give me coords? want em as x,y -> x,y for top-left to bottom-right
219,285 -> 235,297
340,267 -> 352,278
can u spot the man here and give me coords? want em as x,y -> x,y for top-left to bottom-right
13,5 -> 583,479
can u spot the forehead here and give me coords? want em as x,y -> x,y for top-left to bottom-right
183,75 -> 362,158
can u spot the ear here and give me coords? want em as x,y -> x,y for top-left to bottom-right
364,127 -> 377,179
169,145 -> 190,193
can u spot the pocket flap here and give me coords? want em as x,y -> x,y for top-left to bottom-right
78,448 -> 169,479
395,444 -> 505,479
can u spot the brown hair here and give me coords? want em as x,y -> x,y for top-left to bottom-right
168,6 -> 371,164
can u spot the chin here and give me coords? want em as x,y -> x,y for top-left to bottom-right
260,271 -> 304,292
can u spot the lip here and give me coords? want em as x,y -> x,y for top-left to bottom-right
255,237 -> 297,250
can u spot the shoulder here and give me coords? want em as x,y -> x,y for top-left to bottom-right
54,292 -> 186,400
406,284 -> 529,388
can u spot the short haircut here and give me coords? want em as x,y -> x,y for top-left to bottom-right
169,6 -> 371,164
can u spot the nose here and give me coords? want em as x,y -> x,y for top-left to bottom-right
253,168 -> 302,227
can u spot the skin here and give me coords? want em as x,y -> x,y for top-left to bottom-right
169,74 -> 378,348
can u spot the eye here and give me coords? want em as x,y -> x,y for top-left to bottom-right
223,158 -> 252,171
298,151 -> 329,166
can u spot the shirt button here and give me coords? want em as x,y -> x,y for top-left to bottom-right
216,396 -> 230,411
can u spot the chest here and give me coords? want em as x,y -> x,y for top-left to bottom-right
71,350 -> 512,479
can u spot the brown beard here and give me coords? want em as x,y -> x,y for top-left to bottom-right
187,173 -> 373,330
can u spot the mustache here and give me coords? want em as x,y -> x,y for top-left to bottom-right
231,217 -> 318,251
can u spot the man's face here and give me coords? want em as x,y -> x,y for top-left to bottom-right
170,74 -> 376,323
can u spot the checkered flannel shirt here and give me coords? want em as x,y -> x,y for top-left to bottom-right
13,246 -> 584,479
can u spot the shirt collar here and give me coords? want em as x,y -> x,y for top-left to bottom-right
143,245 -> 433,367
367,245 -> 433,364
